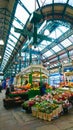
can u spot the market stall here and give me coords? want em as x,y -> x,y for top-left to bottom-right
14,64 -> 49,87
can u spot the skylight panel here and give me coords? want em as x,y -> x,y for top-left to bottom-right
4,56 -> 9,60
50,57 -> 58,62
49,28 -> 62,39
52,45 -> 61,52
41,40 -> 51,46
38,0 -> 52,6
60,53 -> 67,58
4,54 -> 10,58
38,40 -> 51,51
4,55 -> 9,58
61,39 -> 72,47
2,60 -> 7,64
3,58 -> 8,61
43,50 -> 53,57
58,25 -> 69,33
20,0 -> 38,13
9,35 -> 17,43
7,44 -> 14,50
69,35 -> 73,42
8,40 -> 15,47
15,3 -> 29,24
38,45 -> 45,51
21,52 -> 25,56
13,20 -> 23,29
54,0 -> 67,3
5,50 -> 11,56
32,55 -> 37,58
68,0 -> 73,7
6,48 -> 12,53
10,27 -> 20,39
69,50 -> 73,55
2,62 -> 6,66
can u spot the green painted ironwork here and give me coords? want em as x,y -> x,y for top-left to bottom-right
3,0 -> 19,57
19,50 -> 21,72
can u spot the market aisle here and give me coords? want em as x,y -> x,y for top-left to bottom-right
0,90 -> 73,130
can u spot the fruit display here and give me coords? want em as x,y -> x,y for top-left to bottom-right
21,87 -> 73,121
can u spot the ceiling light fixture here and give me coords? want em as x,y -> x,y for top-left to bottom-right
44,29 -> 50,35
0,56 -> 2,59
0,40 -> 4,45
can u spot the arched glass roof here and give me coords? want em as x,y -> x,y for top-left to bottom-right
0,0 -> 73,74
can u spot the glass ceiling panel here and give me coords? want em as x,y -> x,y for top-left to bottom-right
41,40 -> 51,46
52,45 -> 61,52
13,19 -> 23,29
38,40 -> 51,51
10,27 -> 20,39
60,39 -> 72,47
54,0 -> 67,3
43,50 -> 53,57
15,3 -> 29,24
2,60 -> 7,64
4,54 -> 10,58
32,55 -> 37,58
4,57 -> 9,60
38,0 -> 52,6
7,46 -> 13,51
21,52 -> 25,56
60,53 -> 67,58
5,51 -> 11,56
3,62 -> 7,65
69,35 -> 73,43
38,0 -> 68,7
50,57 -> 58,62
9,35 -> 17,43
6,48 -> 12,53
20,0 -> 38,13
4,52 -> 11,56
58,25 -> 69,33
2,63 -> 6,66
49,28 -> 62,39
69,50 -> 73,55
68,0 -> 73,6
3,58 -> 8,61
8,40 -> 15,47
38,45 -> 45,51
7,44 -> 14,50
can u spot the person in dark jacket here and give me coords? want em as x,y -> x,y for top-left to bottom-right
5,87 -> 10,98
0,84 -> 2,92
40,82 -> 46,96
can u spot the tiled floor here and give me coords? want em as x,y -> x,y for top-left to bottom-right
0,90 -> 73,130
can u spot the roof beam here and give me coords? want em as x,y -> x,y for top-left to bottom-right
19,0 -> 31,15
2,0 -> 19,67
41,28 -> 73,54
62,0 -> 69,20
